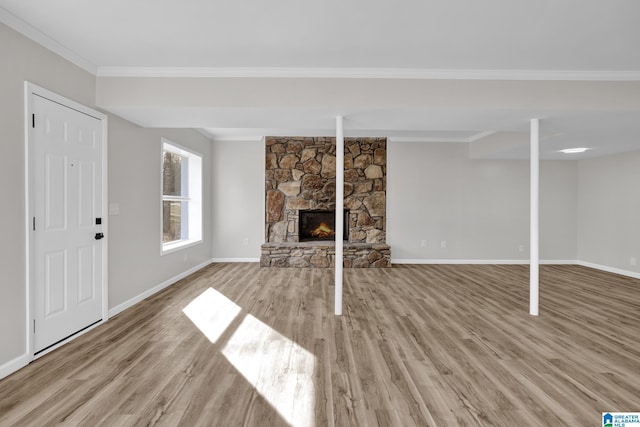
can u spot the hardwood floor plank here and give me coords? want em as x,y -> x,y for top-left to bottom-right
1,263 -> 639,426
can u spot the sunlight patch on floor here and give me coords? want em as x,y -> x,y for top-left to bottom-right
222,314 -> 316,427
182,287 -> 241,344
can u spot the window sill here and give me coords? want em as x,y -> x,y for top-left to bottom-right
162,239 -> 203,255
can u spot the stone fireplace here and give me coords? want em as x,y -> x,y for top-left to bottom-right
299,209 -> 349,242
260,136 -> 391,268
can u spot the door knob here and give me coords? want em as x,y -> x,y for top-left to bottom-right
95,232 -> 105,240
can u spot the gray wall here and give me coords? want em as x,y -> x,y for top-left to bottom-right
0,22 -> 213,371
2,17 -> 638,377
387,142 -> 578,261
577,151 -> 640,275
97,76 -> 640,118
0,22 -> 96,366
211,139 -> 264,260
208,140 -> 580,263
209,138 -> 639,275
108,116 -> 212,309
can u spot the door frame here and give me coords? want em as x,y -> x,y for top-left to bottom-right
24,82 -> 109,360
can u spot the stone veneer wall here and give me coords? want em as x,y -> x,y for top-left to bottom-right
261,136 -> 391,268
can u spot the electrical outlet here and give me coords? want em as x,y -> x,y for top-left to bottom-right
440,240 -> 447,249
631,257 -> 637,266
421,240 -> 427,248
243,238 -> 249,246
519,245 -> 525,252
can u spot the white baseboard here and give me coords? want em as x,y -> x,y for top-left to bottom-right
211,258 -> 260,263
108,259 -> 214,317
391,259 -> 578,265
577,260 -> 640,280
390,258 -> 639,279
392,259 -> 524,265
541,260 -> 579,265
0,353 -> 29,381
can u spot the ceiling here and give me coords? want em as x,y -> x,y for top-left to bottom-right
2,0 -> 640,159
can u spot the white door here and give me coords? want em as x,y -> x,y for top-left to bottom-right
31,93 -> 105,354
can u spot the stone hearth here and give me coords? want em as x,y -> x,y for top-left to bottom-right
261,242 -> 391,268
261,136 -> 391,268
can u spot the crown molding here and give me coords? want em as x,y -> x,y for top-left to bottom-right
203,130 -> 495,144
96,66 -> 640,81
0,7 -> 97,75
466,130 -> 497,142
389,130 -> 496,144
197,129 -> 263,143
209,135 -> 266,143
389,136 -> 471,143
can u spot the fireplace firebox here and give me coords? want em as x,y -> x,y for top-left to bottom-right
299,209 -> 349,242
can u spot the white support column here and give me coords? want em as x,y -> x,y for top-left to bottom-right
335,116 -> 344,316
530,118 -> 540,316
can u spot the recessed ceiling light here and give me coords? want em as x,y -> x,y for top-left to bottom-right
559,147 -> 589,154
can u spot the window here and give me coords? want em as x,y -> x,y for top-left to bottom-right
161,139 -> 202,254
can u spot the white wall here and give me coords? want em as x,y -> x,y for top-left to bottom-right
387,141 -> 578,262
0,22 -> 96,368
577,151 -> 640,276
211,139 -> 264,260
108,116 -> 213,309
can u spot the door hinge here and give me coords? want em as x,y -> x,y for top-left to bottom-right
32,114 -> 35,128
33,217 -> 36,231
33,319 -> 36,334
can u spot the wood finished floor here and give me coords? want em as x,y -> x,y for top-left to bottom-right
1,263 -> 639,426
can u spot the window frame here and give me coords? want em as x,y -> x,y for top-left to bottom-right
161,138 -> 203,255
